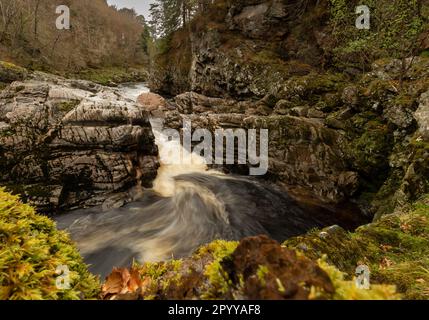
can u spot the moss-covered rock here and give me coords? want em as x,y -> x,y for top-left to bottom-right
107,236 -> 399,300
0,61 -> 28,84
0,188 -> 100,300
284,195 -> 429,299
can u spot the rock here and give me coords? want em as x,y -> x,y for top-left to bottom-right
221,235 -> 334,299
289,106 -> 309,117
127,236 -> 336,300
0,73 -> 159,212
273,99 -> 294,115
0,61 -> 28,83
342,86 -> 359,107
102,192 -> 130,211
137,92 -> 166,115
307,108 -> 326,119
162,96 -> 360,203
415,90 -> 429,140
384,104 -> 415,129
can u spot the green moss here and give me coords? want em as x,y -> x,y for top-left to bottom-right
196,240 -> 238,261
256,265 -> 269,286
345,112 -> 393,177
200,240 -> 238,299
0,61 -> 28,83
0,188 -> 100,300
316,258 -> 400,300
420,50 -> 429,58
57,100 -> 80,113
285,195 -> 429,299
71,67 -> 147,86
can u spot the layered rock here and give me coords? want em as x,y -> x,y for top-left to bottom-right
159,94 -> 358,203
0,72 -> 158,212
146,56 -> 429,216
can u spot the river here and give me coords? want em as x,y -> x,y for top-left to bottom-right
56,83 -> 367,278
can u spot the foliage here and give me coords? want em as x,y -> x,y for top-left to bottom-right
71,66 -> 148,86
149,0 -> 213,38
328,0 -> 428,69
0,188 -> 100,300
285,195 -> 429,299
317,258 -> 400,300
0,0 -> 149,71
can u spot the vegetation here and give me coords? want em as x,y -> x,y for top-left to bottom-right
149,0 -> 213,37
284,195 -> 429,299
70,66 -> 148,86
0,188 -> 100,300
329,0 -> 428,75
0,0 -> 150,72
108,237 -> 400,300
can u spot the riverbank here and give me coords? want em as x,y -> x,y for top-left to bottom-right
0,60 -> 149,88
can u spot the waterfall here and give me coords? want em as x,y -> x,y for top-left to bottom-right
55,83 -> 363,278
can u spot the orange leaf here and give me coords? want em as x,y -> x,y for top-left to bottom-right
101,268 -> 131,298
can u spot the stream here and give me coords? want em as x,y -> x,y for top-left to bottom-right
56,83 -> 368,278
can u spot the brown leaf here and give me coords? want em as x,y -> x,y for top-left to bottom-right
102,267 -> 146,300
128,268 -> 143,292
400,223 -> 411,232
101,268 -> 131,299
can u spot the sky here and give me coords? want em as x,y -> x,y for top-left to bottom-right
107,0 -> 154,19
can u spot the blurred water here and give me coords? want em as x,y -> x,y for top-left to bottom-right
56,83 -> 366,278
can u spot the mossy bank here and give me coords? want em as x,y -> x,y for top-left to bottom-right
0,189 -> 100,300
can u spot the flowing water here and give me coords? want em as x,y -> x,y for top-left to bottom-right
56,83 -> 367,278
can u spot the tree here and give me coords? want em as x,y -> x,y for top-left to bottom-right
329,0 -> 428,82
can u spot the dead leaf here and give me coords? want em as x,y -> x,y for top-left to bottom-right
128,268 -> 142,292
101,267 -> 146,300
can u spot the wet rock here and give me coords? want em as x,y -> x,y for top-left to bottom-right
0,73 -> 159,212
137,92 -> 166,115
163,99 -> 360,203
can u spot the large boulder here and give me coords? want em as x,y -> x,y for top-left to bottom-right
0,73 -> 159,212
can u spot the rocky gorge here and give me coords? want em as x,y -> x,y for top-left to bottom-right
1,0 -> 429,301
149,0 -> 429,220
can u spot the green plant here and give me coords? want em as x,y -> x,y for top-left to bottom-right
0,188 -> 100,300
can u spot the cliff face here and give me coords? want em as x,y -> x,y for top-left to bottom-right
147,0 -> 429,217
0,69 -> 159,213
151,0 -> 330,97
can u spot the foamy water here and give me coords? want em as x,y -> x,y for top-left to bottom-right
55,83 -> 363,278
